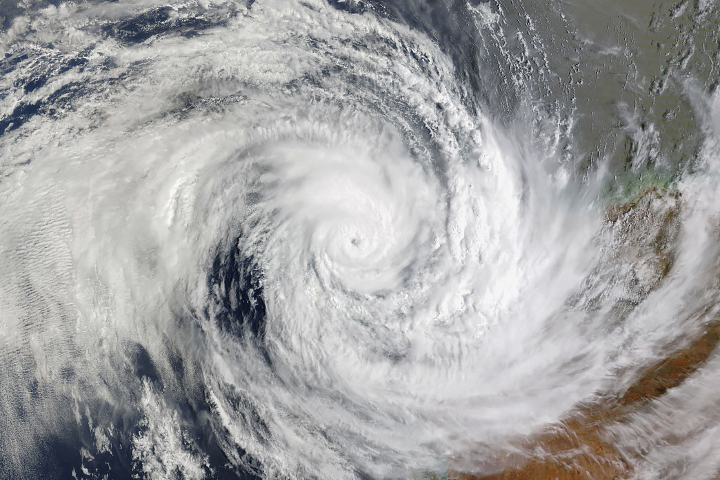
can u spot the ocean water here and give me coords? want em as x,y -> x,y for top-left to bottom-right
1,1 -> 719,479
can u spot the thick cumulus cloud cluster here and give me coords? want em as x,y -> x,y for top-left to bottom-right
2,0 -> 720,479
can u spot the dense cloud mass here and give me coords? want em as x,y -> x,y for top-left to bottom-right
2,0 -> 720,479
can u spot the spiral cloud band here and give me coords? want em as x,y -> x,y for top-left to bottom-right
2,0 -> 720,478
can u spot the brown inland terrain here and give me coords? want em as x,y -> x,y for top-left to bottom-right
446,187 -> 720,480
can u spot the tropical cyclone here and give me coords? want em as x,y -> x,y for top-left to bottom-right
1,1 -> 720,480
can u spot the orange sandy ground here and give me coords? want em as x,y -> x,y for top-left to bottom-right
449,318 -> 720,480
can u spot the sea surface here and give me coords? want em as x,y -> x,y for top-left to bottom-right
1,0 -> 720,479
